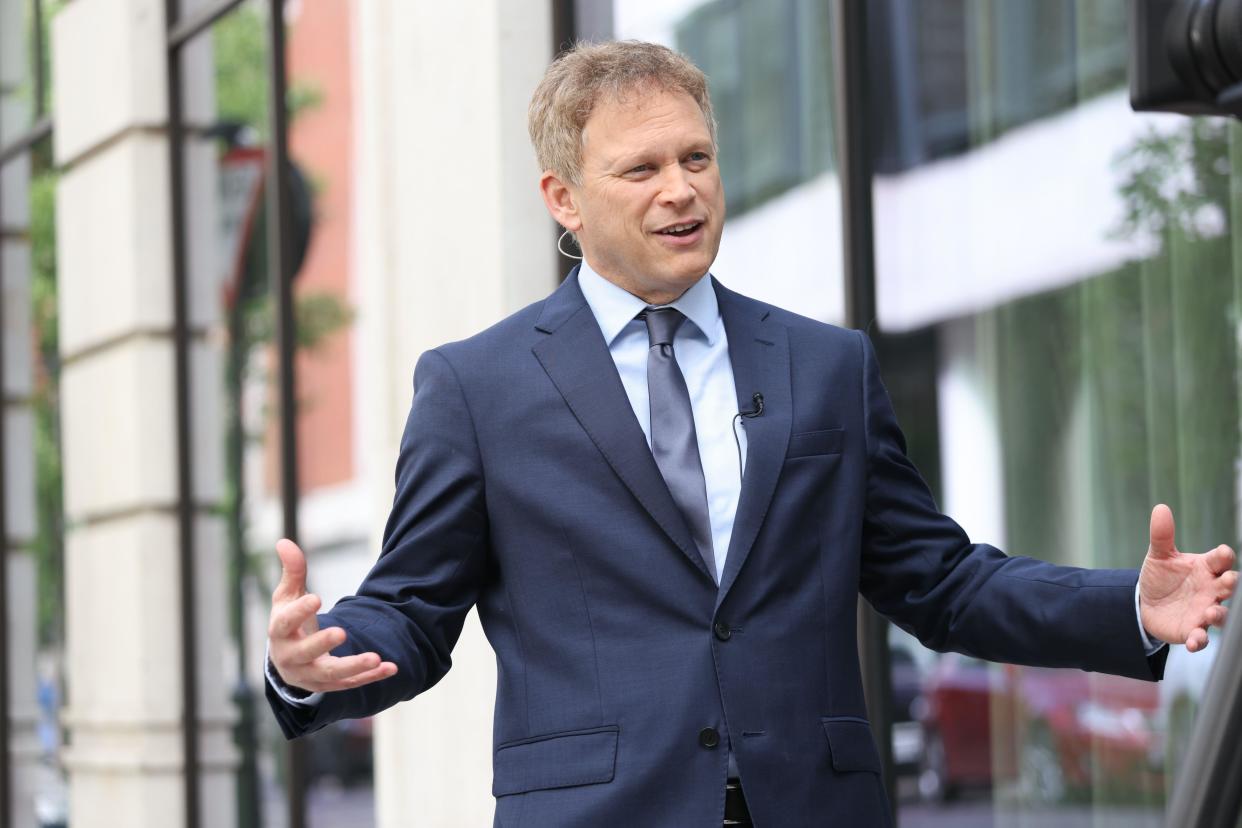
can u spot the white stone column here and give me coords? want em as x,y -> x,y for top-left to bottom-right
51,1 -> 237,826
1,0 -> 42,824
351,1 -> 555,824
937,316 -> 1007,544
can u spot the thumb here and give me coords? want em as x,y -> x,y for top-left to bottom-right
1148,504 -> 1177,560
273,538 -> 308,603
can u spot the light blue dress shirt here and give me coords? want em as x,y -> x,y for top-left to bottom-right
577,259 -> 744,583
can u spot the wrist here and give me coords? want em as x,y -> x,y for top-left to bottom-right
268,657 -> 314,698
1135,583 -> 1165,654
264,642 -> 324,706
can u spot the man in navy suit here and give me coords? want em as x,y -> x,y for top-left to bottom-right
265,41 -> 1238,826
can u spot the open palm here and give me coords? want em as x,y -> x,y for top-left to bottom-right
1139,504 -> 1238,652
268,538 -> 398,693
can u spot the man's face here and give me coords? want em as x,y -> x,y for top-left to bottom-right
548,87 -> 726,305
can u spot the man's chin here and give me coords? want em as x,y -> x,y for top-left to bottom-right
665,256 -> 714,285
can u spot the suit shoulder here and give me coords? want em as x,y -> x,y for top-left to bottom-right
414,294 -> 556,392
722,286 -> 859,351
770,305 -> 856,341
422,294 -> 549,372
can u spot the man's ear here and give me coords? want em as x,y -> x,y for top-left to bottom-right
540,171 -> 582,233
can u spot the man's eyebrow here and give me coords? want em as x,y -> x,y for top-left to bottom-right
609,141 -> 713,170
605,149 -> 650,168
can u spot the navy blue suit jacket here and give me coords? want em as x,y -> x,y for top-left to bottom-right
267,270 -> 1166,827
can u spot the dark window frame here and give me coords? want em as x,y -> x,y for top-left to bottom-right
164,1 -> 306,827
0,1 -> 306,826
0,1 -> 54,823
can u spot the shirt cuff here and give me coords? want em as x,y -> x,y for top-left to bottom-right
265,642 -> 325,707
1135,582 -> 1167,657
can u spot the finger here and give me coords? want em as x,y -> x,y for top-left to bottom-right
329,661 -> 399,691
1218,569 -> 1240,600
1186,628 -> 1209,653
288,626 -> 348,665
1204,604 -> 1228,628
1206,544 -> 1236,576
308,652 -> 387,687
1148,504 -> 1177,559
273,538 -> 308,604
268,592 -> 322,640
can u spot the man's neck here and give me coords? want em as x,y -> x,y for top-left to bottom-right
581,257 -> 704,307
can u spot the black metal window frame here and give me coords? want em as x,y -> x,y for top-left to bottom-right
0,1 -> 305,827
0,1 -> 53,824
164,1 -> 305,827
827,1 -> 897,815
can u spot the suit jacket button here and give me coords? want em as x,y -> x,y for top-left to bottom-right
699,727 -> 720,749
713,621 -> 732,641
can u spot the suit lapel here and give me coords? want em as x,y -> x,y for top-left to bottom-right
531,271 -> 713,582
715,280 -> 792,605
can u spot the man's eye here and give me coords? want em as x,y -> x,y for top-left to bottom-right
688,152 -> 710,163
627,164 -> 652,174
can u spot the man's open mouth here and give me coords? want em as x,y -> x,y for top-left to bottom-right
656,221 -> 704,237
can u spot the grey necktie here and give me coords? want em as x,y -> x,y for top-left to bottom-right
642,307 -> 717,582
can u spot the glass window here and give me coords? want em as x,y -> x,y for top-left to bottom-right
675,0 -> 835,215
614,0 -> 845,322
873,0 -> 1130,173
2,0 -> 66,823
877,3 -> 1241,826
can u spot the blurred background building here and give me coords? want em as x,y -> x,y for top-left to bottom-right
0,0 -> 1238,826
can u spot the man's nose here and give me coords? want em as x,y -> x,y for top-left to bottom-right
657,166 -> 696,206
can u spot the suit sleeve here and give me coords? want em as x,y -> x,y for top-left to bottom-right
266,348 -> 490,738
853,331 -> 1166,681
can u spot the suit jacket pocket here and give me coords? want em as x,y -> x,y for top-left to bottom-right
787,428 -> 844,459
821,717 -> 881,773
492,725 -> 619,796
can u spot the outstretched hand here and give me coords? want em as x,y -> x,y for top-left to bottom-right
1139,505 -> 1238,653
267,538 -> 398,693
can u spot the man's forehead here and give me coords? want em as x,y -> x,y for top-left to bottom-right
581,87 -> 711,156
595,78 -> 673,109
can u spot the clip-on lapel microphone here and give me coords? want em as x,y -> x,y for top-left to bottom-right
732,392 -> 764,481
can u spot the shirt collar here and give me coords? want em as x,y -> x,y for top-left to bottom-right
577,258 -> 720,347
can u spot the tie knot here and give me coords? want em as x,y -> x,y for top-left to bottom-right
642,307 -> 685,348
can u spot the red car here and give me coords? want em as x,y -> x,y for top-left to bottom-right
917,653 -> 1161,803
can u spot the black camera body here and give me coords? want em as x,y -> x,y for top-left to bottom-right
1131,0 -> 1242,117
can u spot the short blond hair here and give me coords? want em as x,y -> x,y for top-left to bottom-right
528,40 -> 718,185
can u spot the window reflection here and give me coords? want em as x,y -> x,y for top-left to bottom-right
874,2 -> 1238,827
897,631 -> 1174,824
675,0 -> 835,215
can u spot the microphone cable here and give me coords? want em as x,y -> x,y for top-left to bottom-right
731,392 -> 764,482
